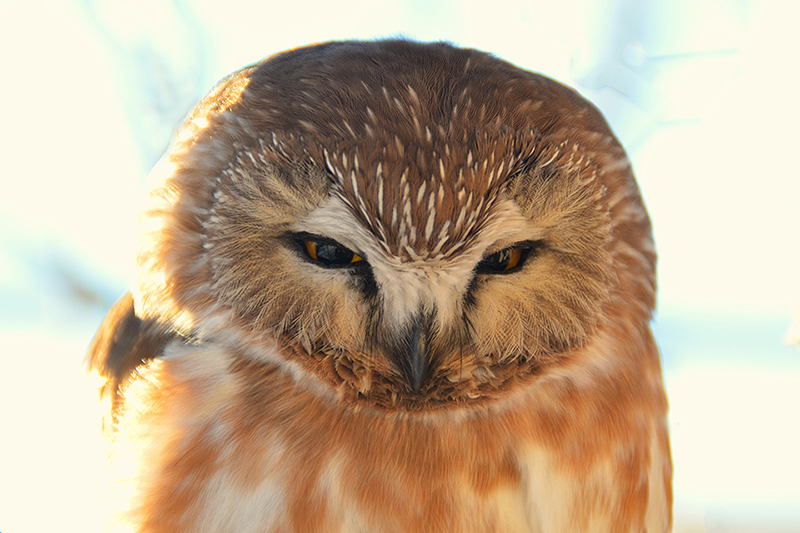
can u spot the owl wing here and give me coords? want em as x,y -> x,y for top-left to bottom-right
87,292 -> 175,433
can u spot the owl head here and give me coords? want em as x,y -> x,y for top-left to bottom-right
132,40 -> 655,411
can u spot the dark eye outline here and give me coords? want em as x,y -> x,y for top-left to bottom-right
476,241 -> 543,274
287,232 -> 367,270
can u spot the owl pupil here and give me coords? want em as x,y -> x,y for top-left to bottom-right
299,237 -> 364,268
317,242 -> 352,263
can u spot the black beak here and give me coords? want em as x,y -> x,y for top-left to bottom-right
391,315 -> 430,394
407,320 -> 427,394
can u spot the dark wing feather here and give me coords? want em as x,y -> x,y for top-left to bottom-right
86,292 -> 175,433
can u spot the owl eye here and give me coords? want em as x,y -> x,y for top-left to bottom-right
477,242 -> 541,274
299,237 -> 364,268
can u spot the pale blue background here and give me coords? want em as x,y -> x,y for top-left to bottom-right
1,1 -> 798,531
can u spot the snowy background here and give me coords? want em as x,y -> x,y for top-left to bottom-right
1,1 -> 798,531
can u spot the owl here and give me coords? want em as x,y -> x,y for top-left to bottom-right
88,40 -> 672,532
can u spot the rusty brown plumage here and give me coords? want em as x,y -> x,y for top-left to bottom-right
88,39 -> 671,532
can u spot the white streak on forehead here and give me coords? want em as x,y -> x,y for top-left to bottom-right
376,163 -> 384,218
349,170 -> 360,200
416,181 -> 427,205
407,84 -> 419,105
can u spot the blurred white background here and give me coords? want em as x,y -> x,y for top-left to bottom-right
1,1 -> 798,531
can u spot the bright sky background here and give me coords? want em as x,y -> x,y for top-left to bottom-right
1,1 -> 798,531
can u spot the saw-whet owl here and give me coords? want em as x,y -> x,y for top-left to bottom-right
88,39 -> 672,532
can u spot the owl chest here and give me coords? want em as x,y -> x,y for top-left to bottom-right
125,350 -> 665,532
127,357 -> 551,532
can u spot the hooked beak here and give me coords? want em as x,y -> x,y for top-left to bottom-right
390,315 -> 430,395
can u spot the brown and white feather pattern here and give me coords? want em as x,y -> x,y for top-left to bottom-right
88,39 -> 671,532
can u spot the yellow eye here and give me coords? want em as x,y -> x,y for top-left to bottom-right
303,240 -> 363,267
477,243 -> 541,274
304,240 -> 318,260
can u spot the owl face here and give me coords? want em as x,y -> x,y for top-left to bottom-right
134,40 -> 654,411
